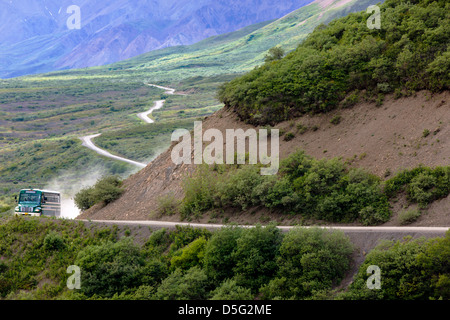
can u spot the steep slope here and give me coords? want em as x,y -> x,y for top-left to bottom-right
218,0 -> 450,125
0,0 -> 314,78
77,90 -> 450,225
77,0 -> 449,226
1,0 -> 375,201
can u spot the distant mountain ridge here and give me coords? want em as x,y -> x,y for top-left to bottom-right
40,0 -> 382,84
0,0 -> 313,78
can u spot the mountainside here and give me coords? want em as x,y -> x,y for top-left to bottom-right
0,0 -> 313,78
78,91 -> 450,225
60,0 -> 384,83
77,0 -> 450,227
218,0 -> 450,125
0,0 -> 382,205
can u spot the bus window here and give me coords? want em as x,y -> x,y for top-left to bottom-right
43,193 -> 60,203
19,193 -> 41,203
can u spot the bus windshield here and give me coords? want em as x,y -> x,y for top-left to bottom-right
19,193 -> 41,203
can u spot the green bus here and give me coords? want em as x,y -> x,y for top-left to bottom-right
15,189 -> 61,217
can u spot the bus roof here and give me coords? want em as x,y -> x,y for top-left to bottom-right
20,189 -> 60,194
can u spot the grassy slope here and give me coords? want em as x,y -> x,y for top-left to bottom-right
44,0 -> 381,83
218,0 -> 449,125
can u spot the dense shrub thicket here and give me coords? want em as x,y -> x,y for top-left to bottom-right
74,176 -> 124,211
0,216 -> 119,299
0,217 -> 356,300
341,230 -> 450,300
384,166 -> 450,208
179,150 -> 450,225
218,0 -> 450,125
1,217 -> 448,300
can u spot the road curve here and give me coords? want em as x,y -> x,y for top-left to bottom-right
80,83 -> 178,168
80,134 -> 147,168
137,83 -> 179,123
137,99 -> 165,124
145,83 -> 177,95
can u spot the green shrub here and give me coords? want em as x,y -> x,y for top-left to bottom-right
260,227 -> 353,299
216,165 -> 268,210
154,266 -> 209,300
204,227 -> 243,283
232,224 -> 282,292
283,132 -> 295,141
75,238 -> 146,298
210,279 -> 253,300
375,93 -> 384,106
91,176 -> 123,205
330,115 -> 342,125
181,165 -> 218,219
279,150 -> 313,180
341,90 -> 359,108
74,176 -> 123,211
359,206 -> 390,226
384,166 -> 450,207
264,46 -> 285,63
168,225 -> 212,254
343,231 -> 450,300
170,237 -> 207,271
73,188 -> 96,211
141,259 -> 168,288
417,230 -> 450,300
156,193 -> 180,216
296,123 -> 307,134
260,176 -> 299,211
398,208 -> 421,225
123,285 -> 156,300
145,228 -> 171,252
407,172 -> 438,207
43,231 -> 66,251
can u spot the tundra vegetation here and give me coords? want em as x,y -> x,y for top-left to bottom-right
218,0 -> 450,125
177,150 -> 450,225
0,216 -> 448,300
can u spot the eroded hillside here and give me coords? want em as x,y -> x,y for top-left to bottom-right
78,90 -> 449,225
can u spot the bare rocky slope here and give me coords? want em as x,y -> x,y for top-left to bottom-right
78,90 -> 450,226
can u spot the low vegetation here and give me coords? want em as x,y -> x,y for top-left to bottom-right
384,165 -> 450,208
177,149 -> 450,225
180,150 -> 391,225
74,176 -> 124,211
341,231 -> 450,300
398,208 -> 422,225
218,0 -> 450,125
1,216 -> 448,300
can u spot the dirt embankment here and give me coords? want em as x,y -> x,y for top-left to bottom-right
78,90 -> 449,225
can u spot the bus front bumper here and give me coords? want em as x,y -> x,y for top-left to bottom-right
15,212 -> 41,217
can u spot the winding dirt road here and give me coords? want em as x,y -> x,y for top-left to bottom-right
80,134 -> 147,168
137,99 -> 165,124
80,83 -> 177,168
